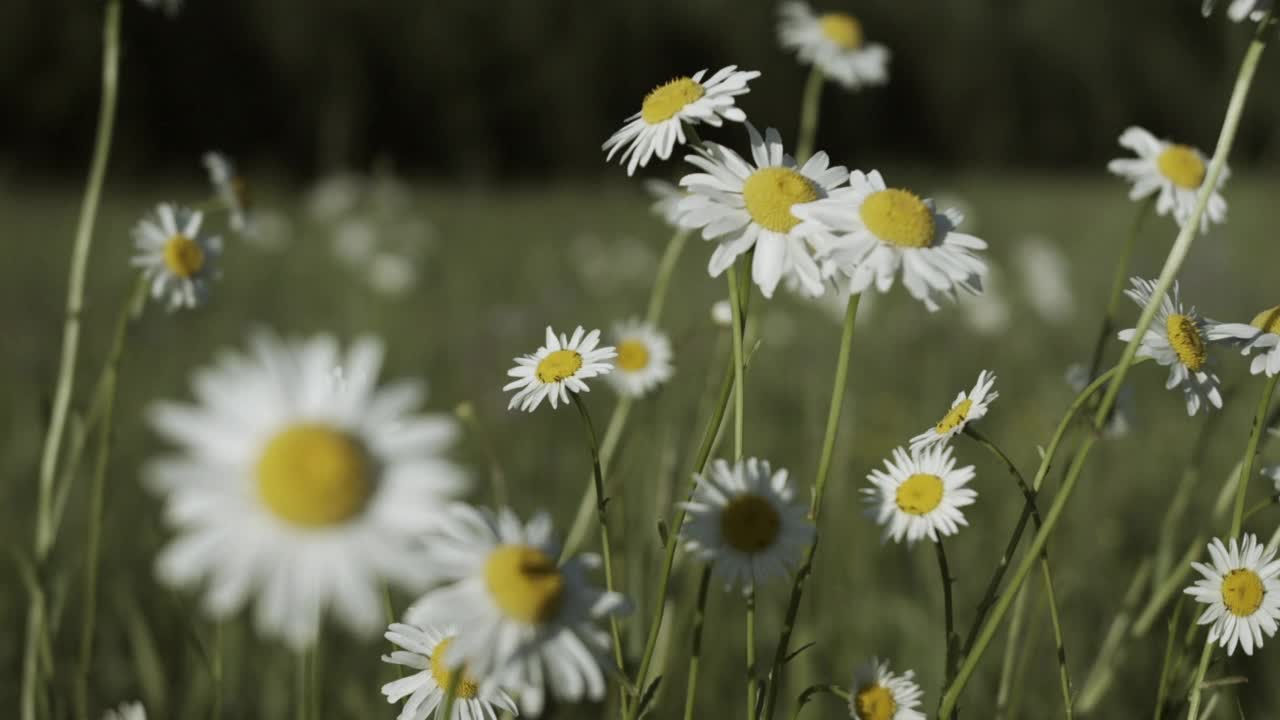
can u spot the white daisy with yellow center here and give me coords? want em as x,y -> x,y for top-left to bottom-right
1117,277 -> 1233,416
909,370 -> 998,451
381,623 -> 518,720
203,151 -> 251,233
794,170 -> 988,312
101,702 -> 146,720
777,2 -> 890,90
1184,533 -> 1280,656
864,444 -> 977,545
405,504 -> 628,717
504,326 -> 616,412
680,458 -> 815,591
847,658 -> 925,720
605,319 -> 674,398
130,203 -> 223,311
644,179 -> 686,229
144,331 -> 467,650
676,123 -> 848,298
1202,0 -> 1273,21
1107,126 -> 1228,233
1210,305 -> 1280,377
602,66 -> 760,176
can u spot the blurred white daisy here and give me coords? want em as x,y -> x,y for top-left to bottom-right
1202,0 -> 1273,21
956,265 -> 1011,336
369,252 -> 420,298
681,458 -> 814,592
130,203 -> 222,311
606,319 -> 674,398
795,170 -> 987,311
381,623 -> 519,720
1185,533 -> 1280,656
864,444 -> 977,545
307,174 -> 363,224
778,2 -> 890,91
1210,305 -> 1280,377
676,123 -> 848,298
203,151 -> 251,233
711,299 -> 734,327
1107,126 -> 1228,233
644,179 -> 686,228
603,66 -> 760,176
848,658 -> 925,720
909,370 -> 998,451
1065,363 -> 1134,438
1117,277 -> 1232,416
1014,235 -> 1075,325
504,326 -> 616,412
405,504 -> 628,716
1264,465 -> 1280,493
145,331 -> 466,650
101,702 -> 146,720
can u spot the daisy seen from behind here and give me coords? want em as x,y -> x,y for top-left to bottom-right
848,658 -> 925,720
504,326 -> 615,412
602,66 -> 760,176
864,444 -> 977,545
605,319 -> 674,398
145,331 -> 467,650
1210,305 -> 1280,377
381,622 -> 519,720
676,123 -> 848,298
778,2 -> 890,90
910,370 -> 998,451
1184,533 -> 1280,656
1107,126 -> 1228,233
130,203 -> 222,311
1202,0 -> 1273,21
204,151 -> 251,233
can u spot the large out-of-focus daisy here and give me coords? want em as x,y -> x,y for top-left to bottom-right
203,151 -> 251,233
1202,0 -> 1273,21
504,326 -> 615,412
777,2 -> 890,90
847,658 -> 925,720
130,203 -> 222,311
605,319 -> 674,398
909,370 -> 998,451
1210,305 -> 1280,377
1185,534 -> 1280,656
381,622 -> 519,720
864,444 -> 977,545
644,179 -> 685,229
676,123 -> 847,298
681,457 -> 814,591
794,170 -> 987,311
101,703 -> 146,720
1107,127 -> 1228,233
602,66 -> 760,176
145,331 -> 467,650
405,504 -> 628,716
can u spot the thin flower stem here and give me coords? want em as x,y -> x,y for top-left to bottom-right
1133,540 -> 1200,637
726,265 -> 748,461
1243,494 -> 1279,522
682,567 -> 713,720
309,644 -> 321,720
454,402 -> 510,509
295,652 -> 308,720
1084,197 -> 1153,382
646,229 -> 690,324
439,667 -> 464,720
994,582 -> 1031,718
1075,559 -> 1152,712
1152,597 -> 1186,720
382,585 -> 405,680
746,590 -> 759,720
1230,373 -> 1279,537
788,684 -> 849,720
1184,641 -> 1215,720
795,67 -> 825,164
935,539 -> 958,691
212,622 -> 224,720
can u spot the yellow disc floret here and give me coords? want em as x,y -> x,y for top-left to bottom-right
484,545 -> 565,625
163,233 -> 206,278
536,349 -> 583,384
860,189 -> 936,249
1222,568 -> 1265,617
742,167 -> 819,233
896,473 -> 944,516
1156,145 -> 1206,190
1250,305 -> 1280,335
257,423 -> 372,527
819,13 -> 864,50
429,637 -> 480,699
1166,313 -> 1207,371
852,682 -> 897,720
719,493 -> 782,553
935,398 -> 973,435
616,339 -> 650,372
641,77 -> 706,125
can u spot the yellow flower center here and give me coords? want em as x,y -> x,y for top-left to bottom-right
853,682 -> 897,720
536,349 -> 583,384
719,493 -> 782,553
257,423 -> 372,527
935,398 -> 973,435
616,339 -> 650,372
742,167 -> 819,233
641,77 -> 706,124
1250,305 -> 1280,335
429,637 -> 480,699
1156,145 -> 1206,190
860,189 -> 936,249
1166,313 -> 1207,371
896,473 -> 944,516
484,545 -> 565,625
1221,568 -> 1265,617
819,13 -> 864,50
163,233 -> 205,278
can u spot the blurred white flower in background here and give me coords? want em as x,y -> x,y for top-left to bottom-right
101,702 -> 146,720
1202,0 -> 1273,21
644,179 -> 686,229
203,151 -> 251,233
777,2 -> 890,90
956,266 -> 1011,336
1014,235 -> 1075,326
243,208 -> 294,253
570,233 -> 657,297
711,299 -> 734,327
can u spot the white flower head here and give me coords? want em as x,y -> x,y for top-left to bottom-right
1209,305 -> 1280,377
130,203 -> 222,311
644,179 -> 686,229
910,370 -> 998,451
603,66 -> 761,176
101,702 -> 146,720
1202,0 -> 1273,21
504,326 -> 615,412
778,2 -> 890,91
864,444 -> 977,545
1107,126 -> 1228,233
711,299 -> 735,327
606,319 -> 674,398
381,623 -> 519,720
1185,534 -> 1280,656
847,658 -> 925,720
1014,235 -> 1075,325
203,151 -> 251,233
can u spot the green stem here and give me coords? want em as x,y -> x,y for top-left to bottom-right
682,567 -> 713,720
994,583 -> 1031,718
1075,559 -> 1152,712
746,590 -> 759,720
212,623 -> 224,720
1230,373 -> 1279,537
454,402 -> 509,509
726,265 -> 748,460
795,67 -> 825,164
788,684 -> 849,720
935,539 -> 958,690
1152,598 -> 1186,720
1184,641 -> 1215,720
295,652 -> 308,720
1133,540 -> 1200,637
1085,198 -> 1152,382
646,230 -> 690,324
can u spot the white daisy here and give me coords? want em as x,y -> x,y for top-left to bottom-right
1184,533 -> 1280,656
503,326 -> 616,412
680,457 -> 815,591
909,370 -> 998,451
847,658 -> 925,720
1202,0 -> 1273,21
404,504 -> 628,717
602,66 -> 760,176
794,170 -> 988,311
381,623 -> 519,720
778,2 -> 890,91
864,444 -> 977,545
644,179 -> 685,229
711,299 -> 734,327
675,123 -> 848,298
203,151 -> 251,233
1013,235 -> 1075,326
605,319 -> 674,398
130,203 -> 222,311
1107,126 -> 1228,233
101,702 -> 146,720
1117,277 -> 1233,416
1208,305 -> 1280,377
145,331 -> 466,650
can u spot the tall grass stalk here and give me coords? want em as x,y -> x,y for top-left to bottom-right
682,567 -> 713,720
794,67 -> 825,164
1085,198 -> 1153,381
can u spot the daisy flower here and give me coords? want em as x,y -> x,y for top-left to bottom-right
847,658 -> 925,720
1184,534 -> 1280,656
144,331 -> 466,650
1209,305 -> 1280,377
680,457 -> 815,591
381,623 -> 519,720
1117,277 -> 1233,416
644,179 -> 685,229
605,319 -> 674,398
864,444 -> 977,545
602,66 -> 760,176
1202,0 -> 1273,21
404,504 -> 628,716
504,326 -> 616,412
101,703 -> 146,720
130,203 -> 222,311
778,2 -> 890,91
675,123 -> 848,298
1107,127 -> 1228,233
794,170 -> 988,311
711,299 -> 734,327
203,151 -> 251,233
909,370 -> 998,451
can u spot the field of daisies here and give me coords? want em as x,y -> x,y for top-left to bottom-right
9,1 -> 1280,719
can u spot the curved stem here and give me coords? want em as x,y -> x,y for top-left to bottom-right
1084,198 -> 1152,382
1184,641 -> 1215,720
789,684 -> 848,720
935,539 -> 958,690
1243,494 -> 1279,522
646,229 -> 690,324
726,265 -> 748,461
746,590 -> 759,720
1230,373 -> 1279,537
682,567 -> 713,720
795,67 -> 825,164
